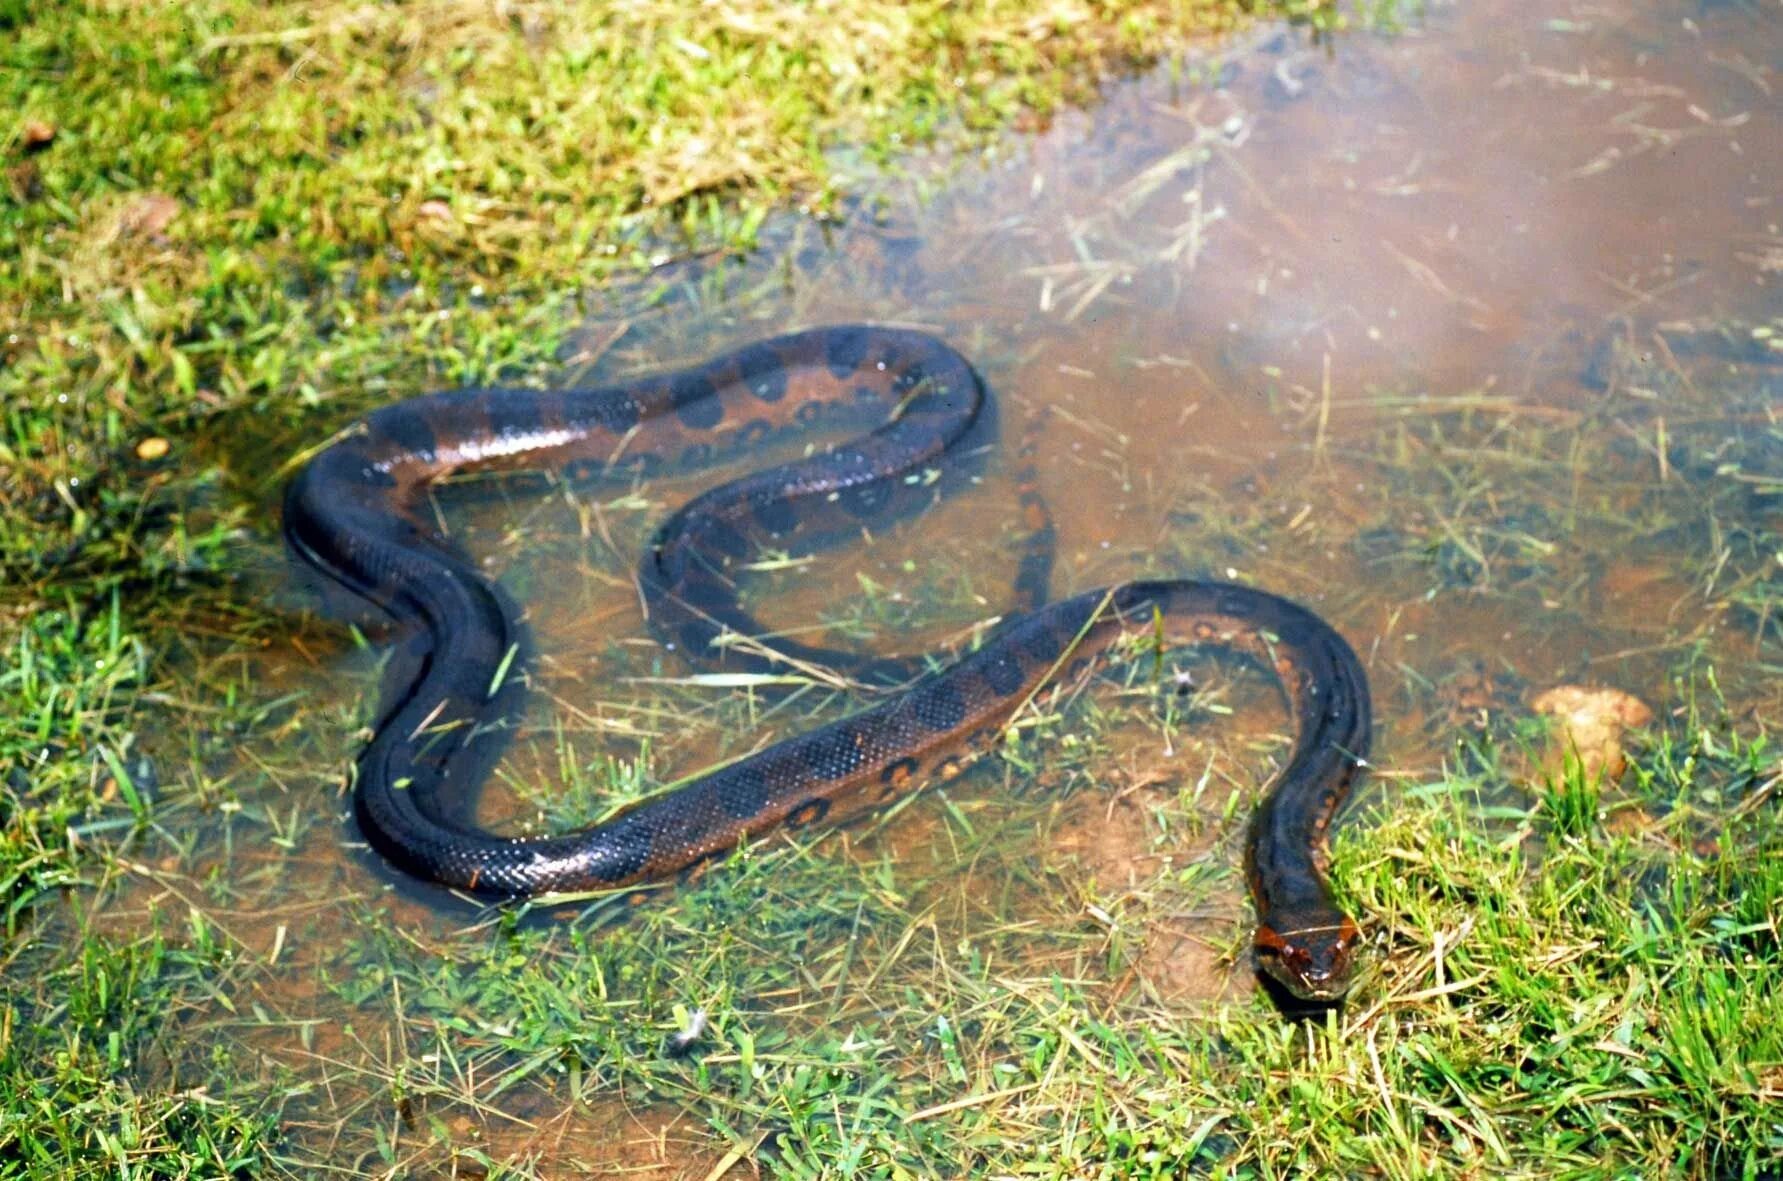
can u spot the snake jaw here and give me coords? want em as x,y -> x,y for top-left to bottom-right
1255,914 -> 1361,1002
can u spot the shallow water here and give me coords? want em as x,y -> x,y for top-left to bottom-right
111,0 -> 1783,1174
510,0 -> 1779,819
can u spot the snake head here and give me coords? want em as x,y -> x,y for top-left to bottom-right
1254,913 -> 1362,1002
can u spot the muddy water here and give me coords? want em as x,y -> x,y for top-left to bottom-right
136,0 -> 1783,1174
510,0 -> 1778,814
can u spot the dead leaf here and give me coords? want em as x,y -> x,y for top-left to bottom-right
22,119 -> 56,151
118,193 -> 181,242
1532,685 -> 1654,781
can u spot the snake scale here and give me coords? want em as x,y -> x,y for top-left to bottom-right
283,325 -> 1373,1001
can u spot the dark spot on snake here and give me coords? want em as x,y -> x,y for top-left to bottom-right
751,495 -> 798,535
836,482 -> 889,519
675,617 -> 722,656
587,815 -> 652,882
315,451 -> 392,492
1021,627 -> 1062,665
714,763 -> 771,821
982,652 -> 1025,696
916,681 -> 966,732
734,344 -> 789,402
671,374 -> 723,430
694,515 -> 751,561
486,391 -> 545,440
591,390 -> 642,433
880,756 -> 919,787
823,326 -> 872,378
851,384 -> 880,404
368,406 -> 437,460
1217,588 -> 1260,618
802,726 -> 865,779
795,401 -> 825,427
667,562 -> 732,605
679,440 -> 717,468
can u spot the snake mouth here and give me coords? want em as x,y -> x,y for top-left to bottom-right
1254,916 -> 1362,1002
1261,963 -> 1352,1003
1256,956 -> 1350,1002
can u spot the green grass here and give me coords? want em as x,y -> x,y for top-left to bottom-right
210,691 -> 1782,1177
5,0 -> 1783,1177
0,925 -> 278,1176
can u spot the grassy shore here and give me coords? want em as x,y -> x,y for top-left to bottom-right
4,1 -> 1782,1177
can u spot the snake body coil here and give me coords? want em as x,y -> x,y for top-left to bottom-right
283,325 -> 1372,1001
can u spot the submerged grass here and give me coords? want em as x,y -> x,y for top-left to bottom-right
0,924 -> 278,1176
226,689 -> 1783,1177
